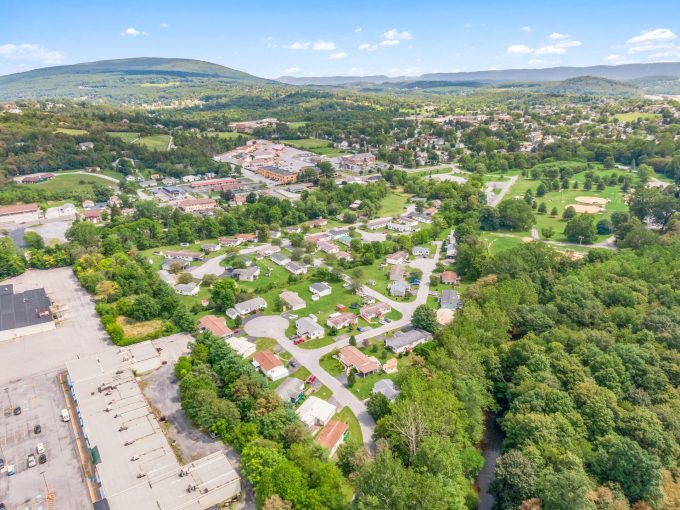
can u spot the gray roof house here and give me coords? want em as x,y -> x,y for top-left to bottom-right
309,282 -> 332,297
389,281 -> 411,297
275,378 -> 305,404
232,266 -> 260,281
161,257 -> 189,271
412,246 -> 430,257
296,316 -> 325,339
386,329 -> 433,354
285,261 -> 307,275
228,297 -> 267,318
439,290 -> 461,310
271,253 -> 291,266
372,379 -> 400,401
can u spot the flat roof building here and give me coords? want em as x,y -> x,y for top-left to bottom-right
0,284 -> 55,342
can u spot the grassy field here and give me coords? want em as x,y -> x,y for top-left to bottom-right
107,131 -> 140,143
320,351 -> 344,376
480,233 -> 528,255
299,337 -> 336,350
614,112 -> 661,123
54,127 -> 88,135
378,192 -> 410,217
336,407 -> 362,447
286,122 -> 307,129
137,134 -> 172,151
412,167 -> 453,177
503,163 -> 632,243
209,131 -> 251,140
255,337 -> 277,351
18,172 -> 117,193
282,138 -> 347,156
116,316 -> 163,338
140,82 -> 180,87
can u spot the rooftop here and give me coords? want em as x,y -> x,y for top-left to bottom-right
0,284 -> 53,332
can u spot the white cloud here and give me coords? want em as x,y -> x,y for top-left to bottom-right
647,47 -> 680,59
289,40 -> 336,51
521,26 -> 532,32
160,23 -> 169,28
354,27 -> 363,33
549,32 -> 569,40
382,29 -> 413,41
385,66 -> 421,77
627,28 -> 676,45
628,42 -> 674,54
282,67 -> 301,75
0,43 -> 65,64
312,40 -> 336,51
528,59 -> 544,65
558,40 -> 581,48
329,51 -> 347,60
358,43 -> 378,51
379,39 -> 400,47
603,54 -> 636,64
534,44 -> 566,56
506,44 -> 533,55
121,27 -> 146,37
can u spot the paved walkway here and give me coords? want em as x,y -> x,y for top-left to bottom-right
486,175 -> 518,207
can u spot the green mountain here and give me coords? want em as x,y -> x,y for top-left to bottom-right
0,57 -> 271,102
538,76 -> 643,97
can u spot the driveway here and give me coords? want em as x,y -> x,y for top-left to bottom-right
188,254 -> 227,278
486,175 -> 518,207
243,316 -> 377,448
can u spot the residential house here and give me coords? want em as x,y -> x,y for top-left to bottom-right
251,350 -> 288,381
389,265 -> 406,282
285,262 -> 307,275
305,232 -> 330,244
225,336 -> 256,358
366,217 -> 391,230
202,244 -> 220,252
315,420 -> 349,457
296,316 -> 324,339
387,222 -> 413,233
174,282 -> 199,296
382,358 -> 398,374
166,250 -> 203,262
232,266 -> 260,282
439,290 -> 461,310
309,282 -> 332,297
219,237 -> 242,247
349,200 -> 362,210
308,218 -> 328,228
317,241 -> 339,254
326,312 -> 358,330
329,227 -> 350,239
360,302 -> 391,321
373,379 -> 400,401
271,253 -> 291,266
337,346 -> 380,376
440,271 -> 460,285
82,199 -> 95,209
386,251 -> 408,265
198,315 -> 234,338
279,291 -> 306,311
83,209 -> 106,224
296,396 -> 337,429
337,235 -> 353,246
423,207 -> 437,216
412,246 -> 430,257
275,378 -> 305,404
256,245 -> 280,259
389,281 -> 411,297
78,141 -> 94,150
157,270 -> 176,285
161,258 -> 189,271
386,329 -> 433,354
412,213 -> 432,224
336,251 -> 353,262
227,297 -> 267,319
283,225 -> 302,234
236,233 -> 258,243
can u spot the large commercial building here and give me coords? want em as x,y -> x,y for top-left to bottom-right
65,345 -> 241,510
0,284 -> 55,342
0,202 -> 40,224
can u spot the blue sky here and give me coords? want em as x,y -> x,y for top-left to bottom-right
2,0 -> 680,78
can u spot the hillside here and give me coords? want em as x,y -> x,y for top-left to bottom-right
277,62 -> 680,90
539,76 -> 643,97
0,57 -> 271,102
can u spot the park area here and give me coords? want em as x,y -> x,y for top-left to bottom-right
17,171 -> 118,194
282,138 -> 348,156
107,131 -> 172,151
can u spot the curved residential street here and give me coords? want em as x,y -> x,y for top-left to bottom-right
243,241 -> 443,449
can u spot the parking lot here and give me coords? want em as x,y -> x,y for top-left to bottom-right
0,374 -> 90,509
0,267 -> 115,509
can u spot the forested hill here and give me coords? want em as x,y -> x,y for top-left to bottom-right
0,58 -> 272,102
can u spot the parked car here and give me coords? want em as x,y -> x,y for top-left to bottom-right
288,314 -> 299,320
343,283 -> 351,288
6,464 -> 15,476
38,454 -> 47,465
357,327 -> 366,332
61,409 -> 70,422
293,338 -> 305,345
1,501 -> 6,509
34,424 -> 41,434
385,318 -> 392,323
36,443 -> 45,455
179,242 -> 190,247
349,303 -> 360,309
27,454 -> 36,468
379,320 -> 387,325
411,278 -> 421,285
306,375 -> 317,384
0,458 -> 4,470
13,406 -> 21,416
289,360 -> 298,368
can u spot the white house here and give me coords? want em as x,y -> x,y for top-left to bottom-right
296,316 -> 324,339
174,282 -> 199,296
296,396 -> 337,429
285,262 -> 307,275
386,251 -> 408,265
309,282 -> 332,297
251,350 -> 288,381
412,246 -> 430,257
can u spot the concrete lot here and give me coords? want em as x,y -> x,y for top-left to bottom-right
0,267 -> 114,509
0,374 -> 90,510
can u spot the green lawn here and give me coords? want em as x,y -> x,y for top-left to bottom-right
320,351 -> 344,377
613,112 -> 661,123
290,366 -> 312,381
256,337 -> 278,351
378,192 -> 410,217
299,337 -> 336,350
18,172 -> 117,194
281,138 -> 347,156
480,233 -> 528,255
411,167 -> 453,177
315,385 -> 333,400
336,407 -> 363,446
107,131 -> 140,143
54,127 -> 88,135
209,131 -> 251,140
137,134 -> 172,151
286,122 -> 307,129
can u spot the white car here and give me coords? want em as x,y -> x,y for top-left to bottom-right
36,443 -> 45,455
61,409 -> 70,422
288,314 -> 299,320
